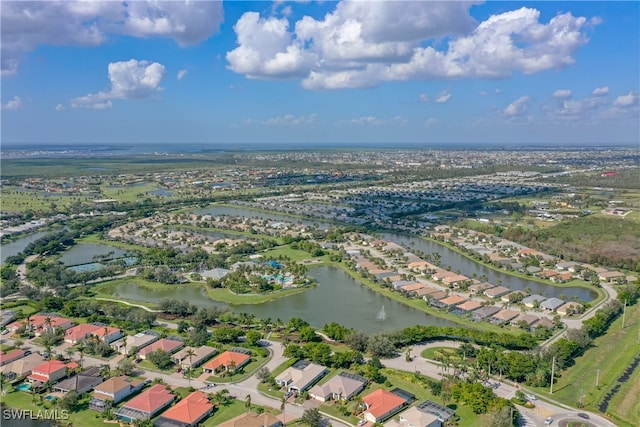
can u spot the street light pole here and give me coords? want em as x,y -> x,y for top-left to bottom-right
550,356 -> 555,394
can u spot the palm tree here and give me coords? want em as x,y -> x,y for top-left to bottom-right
65,347 -> 75,361
77,343 -> 86,369
184,348 -> 196,387
245,394 -> 251,412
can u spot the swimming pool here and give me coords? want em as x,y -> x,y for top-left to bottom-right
15,383 -> 31,392
44,395 -> 57,401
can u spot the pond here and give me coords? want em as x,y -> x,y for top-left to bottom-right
1,231 -> 51,264
107,266 -> 457,333
380,232 -> 597,302
59,243 -> 127,266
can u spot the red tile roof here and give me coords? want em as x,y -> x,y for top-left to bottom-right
362,389 -> 406,420
65,324 -> 101,340
122,384 -> 174,414
159,391 -> 213,424
31,360 -> 77,375
203,351 -> 250,371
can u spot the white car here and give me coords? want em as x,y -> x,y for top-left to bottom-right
525,393 -> 536,401
545,416 -> 553,425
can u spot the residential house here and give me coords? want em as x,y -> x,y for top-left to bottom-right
410,400 -> 456,425
0,349 -> 26,366
431,295 -> 466,310
90,376 -> 145,411
155,391 -> 214,427
598,271 -> 626,283
64,323 -> 123,345
532,318 -> 554,330
115,384 -> 175,422
0,310 -> 16,327
111,330 -> 159,355
138,338 -> 184,360
0,353 -> 44,380
484,286 -> 511,299
468,282 -> 494,295
471,306 -> 500,321
201,268 -> 231,280
6,314 -> 73,336
489,309 -> 520,325
510,314 -> 540,329
423,291 -> 447,303
501,291 -> 527,304
557,302 -> 584,317
203,350 -> 251,374
275,360 -> 328,393
414,286 -> 441,298
540,298 -> 564,312
309,372 -> 368,402
217,412 -> 282,427
362,389 -> 408,423
384,406 -> 440,427
551,273 -> 573,284
171,346 -> 217,369
442,274 -> 470,288
391,280 -> 416,291
522,295 -> 546,309
53,366 -> 103,395
27,360 -> 78,384
451,300 -> 482,316
398,283 -> 427,296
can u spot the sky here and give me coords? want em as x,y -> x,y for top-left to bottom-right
1,0 -> 639,146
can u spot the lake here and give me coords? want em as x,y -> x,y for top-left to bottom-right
1,231 -> 51,264
108,266 -> 457,333
58,243 -> 127,266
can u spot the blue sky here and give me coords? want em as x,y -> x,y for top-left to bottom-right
1,1 -> 638,146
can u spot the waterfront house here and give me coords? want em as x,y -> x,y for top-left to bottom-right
432,295 -> 466,310
471,306 -> 500,321
27,360 -> 78,384
90,376 -> 145,411
451,300 -> 482,315
540,298 -> 564,312
53,366 -> 103,395
490,309 -> 520,325
115,384 -> 175,422
155,391 -> 213,427
510,314 -> 540,329
484,286 -> 511,299
522,294 -> 546,309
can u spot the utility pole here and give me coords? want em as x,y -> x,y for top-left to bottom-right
596,369 -> 600,387
550,356 -> 556,394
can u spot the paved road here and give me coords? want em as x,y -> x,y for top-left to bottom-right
381,342 -> 618,427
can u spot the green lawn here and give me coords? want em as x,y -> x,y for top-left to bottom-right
263,247 -> 317,262
203,400 -> 274,426
420,346 -> 459,361
529,303 -> 640,427
204,286 -> 311,305
78,233 -> 150,252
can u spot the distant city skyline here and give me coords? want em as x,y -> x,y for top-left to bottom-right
1,1 -> 638,145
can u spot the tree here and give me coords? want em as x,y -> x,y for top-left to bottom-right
256,367 -> 271,383
366,334 -> 395,358
486,406 -> 514,427
147,349 -> 174,370
59,390 -> 79,411
245,394 -> 252,412
345,330 -> 369,352
118,358 -> 135,376
245,330 -> 263,346
184,348 -> 196,387
301,408 -> 322,427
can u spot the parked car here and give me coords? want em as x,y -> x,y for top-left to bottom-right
357,420 -> 367,426
577,413 -> 589,419
545,417 -> 553,425
525,393 -> 536,401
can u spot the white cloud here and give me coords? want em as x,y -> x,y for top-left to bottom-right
261,113 -> 318,126
435,91 -> 452,103
425,117 -> 439,127
419,93 -> 429,102
177,69 -> 188,81
349,116 -> 383,126
552,89 -> 572,99
54,104 -> 65,111
70,59 -> 166,109
1,1 -> 223,76
592,86 -> 609,96
479,91 -> 488,96
613,92 -> 639,107
495,88 -> 502,95
1,96 -> 22,110
503,96 -> 530,117
226,12 -> 316,79
226,4 -> 595,90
